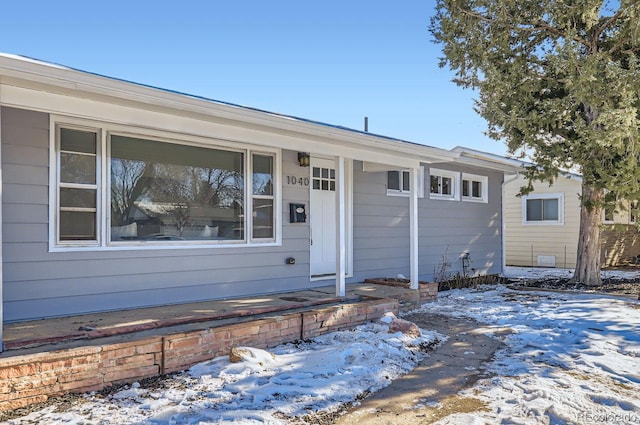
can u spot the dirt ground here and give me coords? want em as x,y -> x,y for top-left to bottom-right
303,314 -> 509,425
506,275 -> 640,298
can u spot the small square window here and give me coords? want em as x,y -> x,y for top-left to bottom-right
386,168 -> 424,198
429,168 -> 459,201
461,173 -> 488,203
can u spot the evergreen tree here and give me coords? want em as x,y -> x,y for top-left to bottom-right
430,0 -> 640,285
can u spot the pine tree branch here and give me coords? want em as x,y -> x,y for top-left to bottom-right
457,6 -> 591,49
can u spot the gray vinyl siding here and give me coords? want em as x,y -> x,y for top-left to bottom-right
1,107 -> 312,322
2,105 -> 505,322
351,161 -> 503,282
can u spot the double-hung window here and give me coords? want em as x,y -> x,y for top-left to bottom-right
522,193 -> 564,224
251,153 -> 275,240
57,126 -> 100,243
52,120 -> 278,249
386,168 -> 424,197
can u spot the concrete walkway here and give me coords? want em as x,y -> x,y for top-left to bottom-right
333,313 -> 510,425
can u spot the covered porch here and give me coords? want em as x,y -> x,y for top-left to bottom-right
0,281 -> 437,412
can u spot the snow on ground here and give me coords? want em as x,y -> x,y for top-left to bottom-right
413,284 -> 640,424
4,267 -> 640,424
4,322 -> 443,425
503,265 -> 640,281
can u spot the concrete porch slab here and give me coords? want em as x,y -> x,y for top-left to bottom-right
2,282 -> 432,353
0,282 -> 420,412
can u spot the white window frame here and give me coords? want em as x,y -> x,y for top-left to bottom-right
461,173 -> 488,203
250,152 -> 277,243
522,192 -> 564,225
49,116 -> 281,251
386,168 -> 424,198
52,123 -> 103,247
428,168 -> 460,201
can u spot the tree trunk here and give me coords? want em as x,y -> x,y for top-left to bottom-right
572,182 -> 603,286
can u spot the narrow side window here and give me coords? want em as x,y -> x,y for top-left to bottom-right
57,127 -> 99,243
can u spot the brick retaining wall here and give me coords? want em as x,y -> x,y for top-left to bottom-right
0,297 -> 398,412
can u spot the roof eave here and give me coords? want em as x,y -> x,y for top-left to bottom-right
0,54 -> 458,163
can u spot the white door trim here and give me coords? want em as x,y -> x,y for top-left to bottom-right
309,157 -> 353,281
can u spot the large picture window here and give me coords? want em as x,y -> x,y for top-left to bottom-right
53,121 -> 278,248
110,135 -> 246,242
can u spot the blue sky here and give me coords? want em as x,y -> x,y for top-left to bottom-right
1,1 -> 508,155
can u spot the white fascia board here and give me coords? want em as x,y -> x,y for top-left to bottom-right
447,148 -> 523,173
0,55 -> 456,165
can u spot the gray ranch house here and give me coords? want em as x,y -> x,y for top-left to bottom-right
0,54 -> 518,350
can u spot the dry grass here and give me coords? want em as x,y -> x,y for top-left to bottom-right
415,395 -> 490,424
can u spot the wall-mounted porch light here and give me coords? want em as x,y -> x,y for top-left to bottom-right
297,152 -> 310,167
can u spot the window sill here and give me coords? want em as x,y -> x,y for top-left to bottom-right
429,194 -> 458,201
461,196 -> 488,204
49,241 -> 282,252
386,190 -> 424,198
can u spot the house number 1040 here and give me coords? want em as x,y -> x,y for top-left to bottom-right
286,176 -> 310,187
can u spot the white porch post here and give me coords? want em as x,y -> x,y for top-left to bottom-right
409,166 -> 419,290
335,156 -> 346,297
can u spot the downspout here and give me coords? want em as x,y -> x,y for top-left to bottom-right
502,172 -> 520,275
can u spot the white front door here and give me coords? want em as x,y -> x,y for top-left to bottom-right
310,157 -> 337,277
